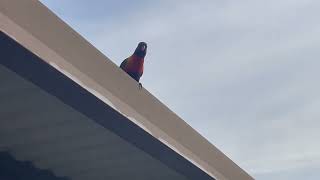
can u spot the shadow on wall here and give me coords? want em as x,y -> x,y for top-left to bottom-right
0,151 -> 70,180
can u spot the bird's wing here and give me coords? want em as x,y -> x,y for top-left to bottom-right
120,58 -> 128,70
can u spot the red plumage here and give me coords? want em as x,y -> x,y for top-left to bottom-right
120,42 -> 147,83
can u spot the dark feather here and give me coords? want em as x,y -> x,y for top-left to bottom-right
120,58 -> 128,70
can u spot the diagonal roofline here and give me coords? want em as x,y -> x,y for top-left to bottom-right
0,1 -> 253,179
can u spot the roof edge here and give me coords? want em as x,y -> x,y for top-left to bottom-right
0,1 -> 253,179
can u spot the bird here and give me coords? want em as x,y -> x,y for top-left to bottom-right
120,42 -> 147,89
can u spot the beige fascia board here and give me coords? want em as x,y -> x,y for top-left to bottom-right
0,1 -> 253,180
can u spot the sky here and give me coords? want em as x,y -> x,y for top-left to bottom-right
39,1 -> 320,179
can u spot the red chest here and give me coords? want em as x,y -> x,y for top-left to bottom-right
125,56 -> 144,74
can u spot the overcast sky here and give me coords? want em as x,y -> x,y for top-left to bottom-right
40,1 -> 320,179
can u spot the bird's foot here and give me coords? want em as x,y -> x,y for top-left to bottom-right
138,83 -> 143,89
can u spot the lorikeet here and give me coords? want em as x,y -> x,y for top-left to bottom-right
120,42 -> 147,88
